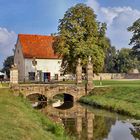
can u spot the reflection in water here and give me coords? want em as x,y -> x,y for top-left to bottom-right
55,101 -> 74,110
130,126 -> 140,139
106,121 -> 135,140
33,100 -> 140,140
52,100 -> 63,107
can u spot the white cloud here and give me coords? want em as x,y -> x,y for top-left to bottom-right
0,27 -> 17,55
86,0 -> 140,49
0,27 -> 17,68
86,0 -> 99,13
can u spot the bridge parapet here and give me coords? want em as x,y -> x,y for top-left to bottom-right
12,84 -> 86,101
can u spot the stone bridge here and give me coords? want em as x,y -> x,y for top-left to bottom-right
12,84 -> 86,102
10,57 -> 94,102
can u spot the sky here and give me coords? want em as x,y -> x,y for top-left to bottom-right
0,0 -> 140,68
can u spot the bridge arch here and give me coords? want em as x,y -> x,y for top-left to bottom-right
26,92 -> 47,109
27,92 -> 47,101
52,93 -> 74,109
48,92 -> 77,102
64,93 -> 74,102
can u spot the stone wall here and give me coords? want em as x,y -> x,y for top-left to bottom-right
125,73 -> 140,79
93,73 -> 140,80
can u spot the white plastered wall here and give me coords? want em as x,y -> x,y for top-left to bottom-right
14,40 -> 25,81
25,58 -> 62,80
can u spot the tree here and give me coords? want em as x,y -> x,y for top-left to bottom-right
53,4 -> 109,74
103,38 -> 119,73
104,45 -> 118,73
117,48 -> 131,73
128,18 -> 140,60
117,48 -> 139,73
104,46 -> 139,73
2,56 -> 14,78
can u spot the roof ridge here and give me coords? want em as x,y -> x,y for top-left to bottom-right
18,33 -> 53,37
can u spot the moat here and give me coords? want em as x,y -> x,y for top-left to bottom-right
31,99 -> 140,140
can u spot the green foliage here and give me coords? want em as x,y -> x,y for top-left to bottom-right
128,18 -> 140,60
128,18 -> 140,46
117,48 -> 139,73
104,45 -> 118,72
104,47 -> 139,73
2,55 -> 14,78
53,4 -> 109,74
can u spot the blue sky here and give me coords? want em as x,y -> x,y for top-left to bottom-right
0,0 -> 140,68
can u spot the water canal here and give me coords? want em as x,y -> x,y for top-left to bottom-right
29,97 -> 140,140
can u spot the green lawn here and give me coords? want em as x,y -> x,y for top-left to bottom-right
0,82 -> 9,88
80,85 -> 140,118
58,79 -> 140,87
0,88 -> 70,140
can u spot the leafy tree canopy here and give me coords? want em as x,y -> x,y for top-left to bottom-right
53,4 -> 109,74
128,18 -> 140,60
2,56 -> 14,78
104,46 -> 140,73
117,48 -> 138,73
104,45 -> 118,73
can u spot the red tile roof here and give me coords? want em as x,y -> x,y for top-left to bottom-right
18,34 -> 59,59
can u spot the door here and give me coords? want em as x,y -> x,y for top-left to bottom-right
44,72 -> 51,82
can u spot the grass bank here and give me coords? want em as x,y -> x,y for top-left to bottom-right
0,88 -> 70,140
80,85 -> 140,119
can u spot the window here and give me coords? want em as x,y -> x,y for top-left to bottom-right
28,72 -> 35,81
58,61 -> 61,64
55,74 -> 58,80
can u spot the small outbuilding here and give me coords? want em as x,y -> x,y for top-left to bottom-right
14,34 -> 62,82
